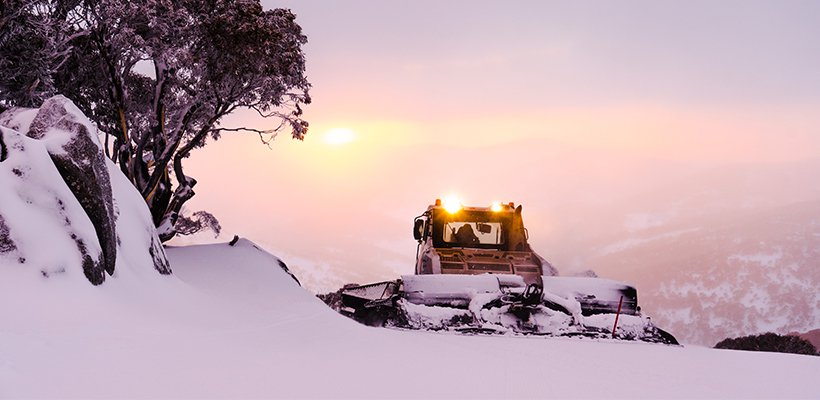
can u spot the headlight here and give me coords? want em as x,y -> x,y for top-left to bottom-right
443,194 -> 462,213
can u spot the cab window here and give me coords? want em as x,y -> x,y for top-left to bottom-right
442,221 -> 503,246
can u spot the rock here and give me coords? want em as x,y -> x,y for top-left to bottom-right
0,130 -> 7,161
0,96 -> 171,284
24,96 -> 118,280
0,214 -> 16,254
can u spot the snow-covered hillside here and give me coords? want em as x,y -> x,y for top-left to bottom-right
1,239 -> 817,399
585,199 -> 820,346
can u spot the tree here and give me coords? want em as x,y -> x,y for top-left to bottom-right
0,0 -> 79,110
0,0 -> 310,240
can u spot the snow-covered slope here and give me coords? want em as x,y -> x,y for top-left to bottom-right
1,239 -> 816,399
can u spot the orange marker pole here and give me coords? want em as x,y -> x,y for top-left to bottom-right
612,295 -> 623,339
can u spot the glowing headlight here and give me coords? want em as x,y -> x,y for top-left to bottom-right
490,201 -> 503,212
442,194 -> 462,213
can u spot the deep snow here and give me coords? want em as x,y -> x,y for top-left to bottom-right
1,239 -> 817,399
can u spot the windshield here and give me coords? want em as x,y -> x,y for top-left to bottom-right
443,221 -> 504,246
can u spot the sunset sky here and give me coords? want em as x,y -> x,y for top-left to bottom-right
177,1 -> 820,292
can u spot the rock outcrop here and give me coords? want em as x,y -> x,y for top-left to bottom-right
0,96 -> 170,284
30,97 -> 118,279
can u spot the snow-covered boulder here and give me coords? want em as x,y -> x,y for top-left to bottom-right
0,126 -> 106,282
0,96 -> 169,285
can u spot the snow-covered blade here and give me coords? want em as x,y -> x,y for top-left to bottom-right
340,273 -> 678,344
403,274 -> 526,307
542,276 -> 639,316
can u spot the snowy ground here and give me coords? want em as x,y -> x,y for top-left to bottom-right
1,239 -> 817,399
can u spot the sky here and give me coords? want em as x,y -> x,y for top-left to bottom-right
175,1 -> 820,292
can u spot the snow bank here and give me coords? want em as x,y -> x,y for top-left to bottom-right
1,239 -> 816,399
107,158 -> 171,278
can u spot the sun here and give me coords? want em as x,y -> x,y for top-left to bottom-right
323,128 -> 356,145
